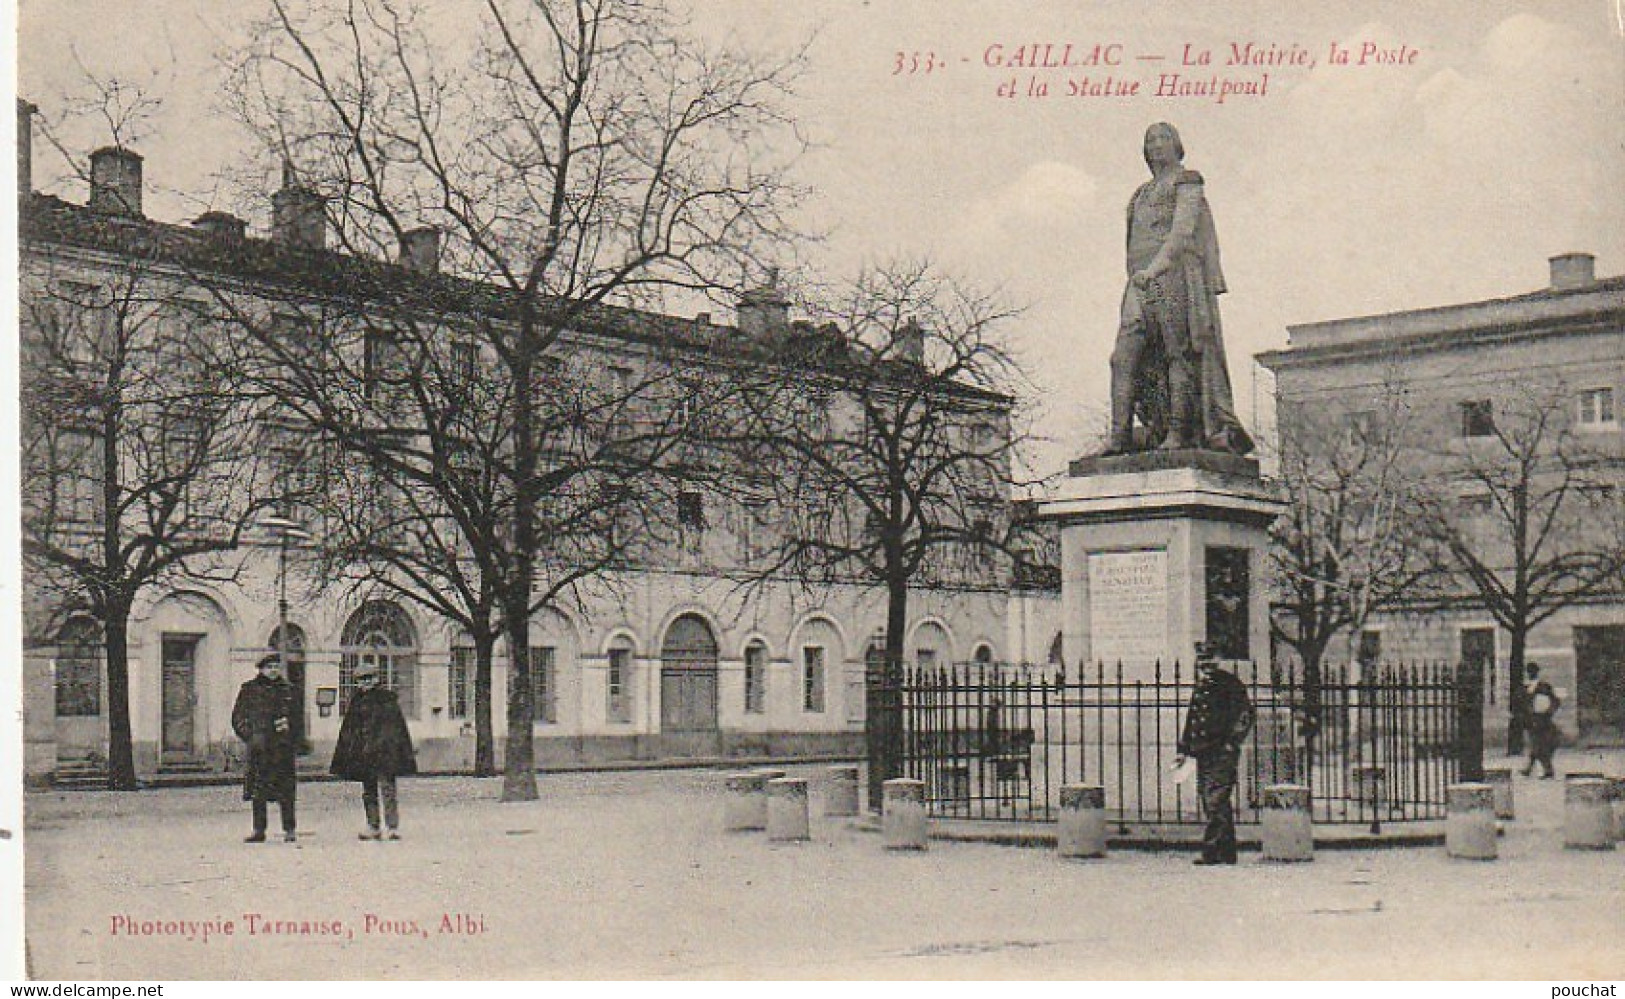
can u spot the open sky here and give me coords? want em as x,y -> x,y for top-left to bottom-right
14,0 -> 1625,470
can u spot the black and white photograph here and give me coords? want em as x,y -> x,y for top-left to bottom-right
4,0 -> 1624,982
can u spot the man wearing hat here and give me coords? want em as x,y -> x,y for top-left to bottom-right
232,654 -> 299,842
1521,662 -> 1562,779
331,661 -> 417,840
1176,642 -> 1254,865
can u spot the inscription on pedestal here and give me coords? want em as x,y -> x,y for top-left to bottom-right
1087,549 -> 1168,667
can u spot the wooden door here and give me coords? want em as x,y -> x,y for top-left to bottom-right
660,615 -> 719,755
160,634 -> 201,757
1574,625 -> 1625,745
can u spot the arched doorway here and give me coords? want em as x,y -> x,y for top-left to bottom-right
269,624 -> 308,754
660,613 -> 719,755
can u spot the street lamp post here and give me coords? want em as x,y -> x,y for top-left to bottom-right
260,514 -> 311,750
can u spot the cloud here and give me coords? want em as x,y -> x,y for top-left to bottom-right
950,161 -> 1100,246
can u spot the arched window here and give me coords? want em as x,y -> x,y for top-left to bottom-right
973,643 -> 994,667
55,618 -> 103,717
743,639 -> 768,715
340,601 -> 419,718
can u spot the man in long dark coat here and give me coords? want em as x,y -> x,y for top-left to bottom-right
331,662 -> 417,840
1177,643 -> 1255,865
1522,662 -> 1562,779
232,654 -> 298,842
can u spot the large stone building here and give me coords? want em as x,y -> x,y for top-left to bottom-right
19,112 -> 1043,784
1258,254 -> 1625,745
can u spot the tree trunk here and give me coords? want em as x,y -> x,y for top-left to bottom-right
501,311 -> 540,802
1505,626 -> 1527,756
865,572 -> 910,811
103,606 -> 139,790
473,630 -> 497,777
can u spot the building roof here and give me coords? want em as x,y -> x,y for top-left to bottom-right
20,191 -> 1012,406
1257,272 -> 1625,372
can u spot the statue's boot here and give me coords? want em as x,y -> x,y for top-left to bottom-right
1105,380 -> 1136,454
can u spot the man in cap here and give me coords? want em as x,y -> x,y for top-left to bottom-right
232,654 -> 299,842
331,660 -> 417,840
1176,642 -> 1254,864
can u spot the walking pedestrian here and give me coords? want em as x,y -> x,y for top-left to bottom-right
232,654 -> 299,843
1521,662 -> 1562,779
331,662 -> 418,840
1176,643 -> 1255,865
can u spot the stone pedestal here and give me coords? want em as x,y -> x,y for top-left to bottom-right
724,772 -> 769,832
1446,784 -> 1496,860
825,765 -> 861,818
1484,768 -> 1515,820
1563,779 -> 1614,851
1038,450 -> 1285,677
767,778 -> 811,842
1261,785 -> 1314,862
1057,784 -> 1107,858
883,778 -> 928,850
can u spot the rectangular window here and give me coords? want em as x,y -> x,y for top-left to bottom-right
606,646 -> 632,723
55,626 -> 103,717
529,646 -> 557,725
1357,629 -> 1382,668
448,646 -> 473,720
1459,399 -> 1495,438
1577,387 -> 1616,428
54,280 -> 112,366
363,330 -> 399,401
678,491 -> 706,529
744,643 -> 767,714
58,430 -> 104,523
802,646 -> 826,713
450,341 -> 477,385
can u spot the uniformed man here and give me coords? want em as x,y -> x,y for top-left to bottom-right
1176,642 -> 1254,865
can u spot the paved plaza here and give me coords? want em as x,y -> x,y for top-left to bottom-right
21,752 -> 1625,979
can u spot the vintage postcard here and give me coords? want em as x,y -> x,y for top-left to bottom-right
5,0 -> 1624,982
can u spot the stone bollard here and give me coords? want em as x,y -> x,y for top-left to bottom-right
882,778 -> 928,851
1261,785 -> 1314,863
724,771 -> 769,832
1057,784 -> 1107,859
1484,768 -> 1515,820
767,777 -> 811,842
1609,777 -> 1625,844
1563,778 -> 1615,851
1446,783 -> 1496,860
825,765 -> 860,818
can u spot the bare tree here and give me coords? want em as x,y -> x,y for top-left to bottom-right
1269,382 -> 1445,734
19,230 -> 287,790
224,0 -> 803,799
736,261 -> 1031,806
1413,384 -> 1625,754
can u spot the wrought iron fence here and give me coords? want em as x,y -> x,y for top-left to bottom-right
895,660 -> 1474,828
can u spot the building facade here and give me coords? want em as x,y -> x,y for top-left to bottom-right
1258,254 -> 1625,745
18,115 -> 1030,784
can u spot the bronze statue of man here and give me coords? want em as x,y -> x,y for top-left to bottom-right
1107,123 -> 1253,455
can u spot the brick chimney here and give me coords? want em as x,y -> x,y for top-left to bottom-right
398,226 -> 440,274
88,146 -> 143,216
17,99 -> 36,197
271,162 -> 325,250
895,316 -> 925,365
193,211 -> 247,241
1549,253 -> 1595,290
737,270 -> 790,339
